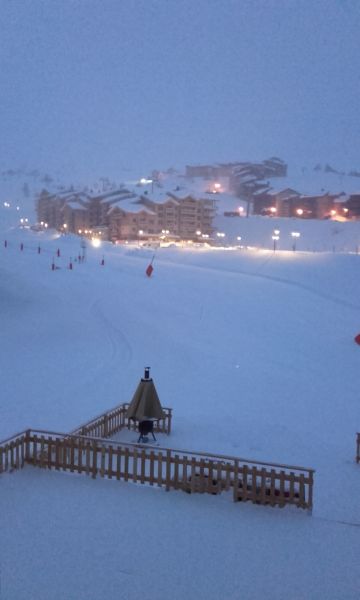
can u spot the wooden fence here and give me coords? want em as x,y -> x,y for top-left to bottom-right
0,429 -> 314,512
0,430 -> 28,474
70,402 -> 172,439
356,433 -> 360,463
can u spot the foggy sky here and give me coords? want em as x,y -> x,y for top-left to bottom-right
1,0 -> 359,180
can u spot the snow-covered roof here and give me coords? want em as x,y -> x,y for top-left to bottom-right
108,199 -> 156,215
66,202 -> 87,210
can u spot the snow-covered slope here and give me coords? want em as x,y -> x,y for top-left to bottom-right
0,193 -> 360,599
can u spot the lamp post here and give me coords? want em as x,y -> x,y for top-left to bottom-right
291,231 -> 300,251
216,232 -> 225,245
272,229 -> 280,252
272,235 -> 279,252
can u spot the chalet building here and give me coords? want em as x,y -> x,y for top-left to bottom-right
229,158 -> 287,195
36,187 -> 215,242
290,194 -> 337,219
253,188 -> 339,219
140,194 -> 215,239
253,188 -> 300,215
107,203 -> 157,241
37,190 -> 66,229
62,201 -> 89,233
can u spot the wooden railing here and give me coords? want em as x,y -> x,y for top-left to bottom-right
70,403 -> 172,438
356,433 -> 360,463
0,430 -> 29,474
13,429 -> 314,512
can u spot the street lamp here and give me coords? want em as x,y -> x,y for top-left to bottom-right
291,231 -> 300,251
272,234 -> 280,252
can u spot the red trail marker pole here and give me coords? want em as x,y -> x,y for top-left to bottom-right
146,254 -> 155,277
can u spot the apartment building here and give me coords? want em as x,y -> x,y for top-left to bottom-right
36,187 -> 216,241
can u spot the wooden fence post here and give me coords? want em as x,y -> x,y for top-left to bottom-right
92,441 -> 98,479
233,459 -> 239,502
165,449 -> 171,491
308,470 -> 314,515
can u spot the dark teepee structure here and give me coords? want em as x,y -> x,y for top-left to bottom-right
126,367 -> 165,422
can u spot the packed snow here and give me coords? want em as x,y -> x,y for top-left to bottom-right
1,198 -> 360,599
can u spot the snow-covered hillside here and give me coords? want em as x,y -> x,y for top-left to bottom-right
1,189 -> 360,599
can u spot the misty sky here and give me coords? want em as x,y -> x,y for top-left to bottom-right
1,0 -> 359,179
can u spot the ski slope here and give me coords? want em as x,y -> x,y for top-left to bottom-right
1,203 -> 360,599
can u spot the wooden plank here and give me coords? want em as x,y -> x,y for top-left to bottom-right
289,471 -> 295,504
269,469 -> 276,506
149,451 -> 155,486
9,442 -> 14,469
299,473 -> 306,507
251,466 -> 258,503
116,447 -> 121,480
199,458 -> 205,494
15,440 -> 20,469
92,441 -> 97,479
140,449 -> 146,484
182,455 -> 188,490
133,448 -> 138,483
40,436 -> 46,469
100,446 -> 106,477
63,439 -> 69,471
55,438 -> 60,470
78,439 -> 83,474
308,470 -> 314,512
165,450 -> 172,491
108,445 -> 113,479
25,431 -> 30,463
20,436 -> 25,468
47,437 -> 53,470
216,461 -> 222,491
85,442 -> 91,476
70,438 -> 75,473
124,447 -> 129,482
190,457 -> 196,493
260,467 -> 267,504
279,470 -> 286,507
157,451 -> 163,487
173,454 -> 179,490
233,459 -> 239,501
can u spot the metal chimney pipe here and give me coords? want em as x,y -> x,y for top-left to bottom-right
144,367 -> 150,380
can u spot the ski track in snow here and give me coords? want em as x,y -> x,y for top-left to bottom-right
89,298 -> 133,371
162,255 -> 360,312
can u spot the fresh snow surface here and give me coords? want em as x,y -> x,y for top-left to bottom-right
1,203 -> 360,599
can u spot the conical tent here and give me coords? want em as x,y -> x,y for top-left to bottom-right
126,368 -> 165,421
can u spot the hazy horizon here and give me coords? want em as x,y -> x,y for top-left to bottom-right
1,0 -> 359,179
